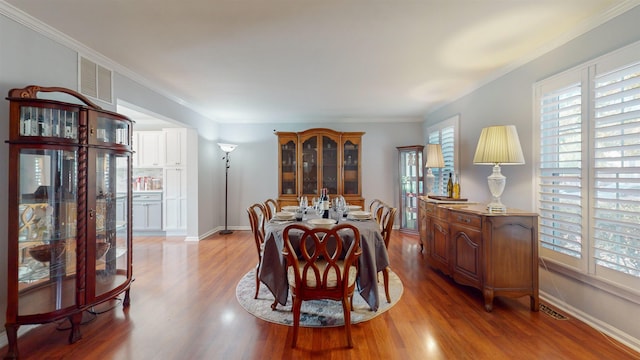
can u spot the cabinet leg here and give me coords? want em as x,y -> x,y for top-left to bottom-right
483,289 -> 494,312
530,295 -> 540,311
68,312 -> 83,344
123,288 -> 131,308
4,324 -> 19,359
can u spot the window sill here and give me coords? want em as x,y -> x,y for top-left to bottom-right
539,257 -> 640,305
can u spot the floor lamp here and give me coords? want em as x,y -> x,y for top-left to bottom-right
218,143 -> 237,234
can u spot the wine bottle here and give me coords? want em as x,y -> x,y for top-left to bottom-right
453,173 -> 460,199
447,173 -> 453,198
321,188 -> 330,218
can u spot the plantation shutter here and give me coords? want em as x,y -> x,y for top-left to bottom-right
428,126 -> 455,195
592,61 -> 640,277
538,80 -> 585,261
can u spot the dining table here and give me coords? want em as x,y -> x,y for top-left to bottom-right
259,210 -> 390,311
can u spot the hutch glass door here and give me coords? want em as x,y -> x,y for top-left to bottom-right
301,136 -> 318,196
321,136 -> 338,195
17,148 -> 78,315
342,140 -> 360,195
279,138 -> 297,196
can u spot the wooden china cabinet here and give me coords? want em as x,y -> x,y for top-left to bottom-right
4,86 -> 134,358
275,128 -> 364,208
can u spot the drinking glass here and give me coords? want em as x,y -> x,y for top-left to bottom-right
315,201 -> 325,217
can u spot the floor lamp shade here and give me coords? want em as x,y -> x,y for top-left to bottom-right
218,143 -> 237,234
473,125 -> 524,212
425,144 -> 445,195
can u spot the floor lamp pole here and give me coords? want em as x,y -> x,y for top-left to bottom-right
221,151 -> 233,235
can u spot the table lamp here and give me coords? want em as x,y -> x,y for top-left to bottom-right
425,143 -> 445,196
473,125 -> 524,212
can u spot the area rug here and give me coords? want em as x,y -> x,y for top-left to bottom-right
236,269 -> 403,327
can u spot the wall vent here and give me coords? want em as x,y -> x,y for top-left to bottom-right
79,56 -> 113,104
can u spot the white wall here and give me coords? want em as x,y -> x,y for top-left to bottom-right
424,6 -> 640,350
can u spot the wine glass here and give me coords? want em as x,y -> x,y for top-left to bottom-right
315,200 -> 325,217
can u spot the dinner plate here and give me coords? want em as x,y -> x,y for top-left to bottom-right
349,210 -> 372,220
274,211 -> 295,220
307,218 -> 336,229
281,205 -> 299,212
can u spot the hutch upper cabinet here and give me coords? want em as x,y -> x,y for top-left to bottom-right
276,128 -> 364,207
5,86 -> 133,358
397,145 -> 424,233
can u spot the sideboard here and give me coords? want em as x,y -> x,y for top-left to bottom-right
418,196 -> 539,312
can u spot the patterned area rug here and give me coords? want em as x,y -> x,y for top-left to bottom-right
236,269 -> 403,327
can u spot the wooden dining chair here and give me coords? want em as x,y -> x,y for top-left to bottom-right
379,204 -> 397,303
247,202 -> 268,299
264,198 -> 279,221
368,199 -> 384,225
282,223 -> 362,348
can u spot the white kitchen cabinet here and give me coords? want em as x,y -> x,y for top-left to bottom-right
163,128 -> 186,166
163,167 -> 187,232
137,131 -> 165,167
132,192 -> 163,231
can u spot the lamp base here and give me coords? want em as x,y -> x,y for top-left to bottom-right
220,229 -> 233,235
486,202 -> 506,213
485,164 -> 507,213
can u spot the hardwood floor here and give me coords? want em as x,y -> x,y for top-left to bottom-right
2,230 -> 639,359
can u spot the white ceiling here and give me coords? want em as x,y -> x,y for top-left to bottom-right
4,0 -> 636,124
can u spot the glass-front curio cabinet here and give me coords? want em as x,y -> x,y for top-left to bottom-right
276,128 -> 364,208
5,86 -> 133,358
397,145 -> 424,233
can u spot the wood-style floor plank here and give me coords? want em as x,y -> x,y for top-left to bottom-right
2,230 -> 639,359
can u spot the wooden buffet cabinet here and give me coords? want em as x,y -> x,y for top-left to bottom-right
5,86 -> 133,358
418,197 -> 539,312
275,128 -> 364,208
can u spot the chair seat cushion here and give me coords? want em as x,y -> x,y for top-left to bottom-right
287,260 -> 357,288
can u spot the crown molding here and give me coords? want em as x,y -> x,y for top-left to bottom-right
0,1 -> 213,121
426,1 -> 640,117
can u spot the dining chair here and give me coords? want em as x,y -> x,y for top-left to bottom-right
282,223 -> 362,348
247,202 -> 268,299
264,198 -> 279,221
379,204 -> 397,303
368,199 -> 384,225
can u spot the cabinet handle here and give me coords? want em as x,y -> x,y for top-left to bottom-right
89,209 -> 95,219
457,215 -> 470,223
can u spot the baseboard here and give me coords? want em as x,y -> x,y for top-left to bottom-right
540,292 -> 640,354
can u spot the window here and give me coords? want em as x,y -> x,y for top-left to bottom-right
535,41 -> 640,290
427,115 -> 459,195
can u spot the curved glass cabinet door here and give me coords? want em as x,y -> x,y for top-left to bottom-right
17,148 -> 78,315
92,149 -> 131,299
398,146 -> 424,233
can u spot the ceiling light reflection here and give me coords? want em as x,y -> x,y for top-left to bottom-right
222,309 -> 235,324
